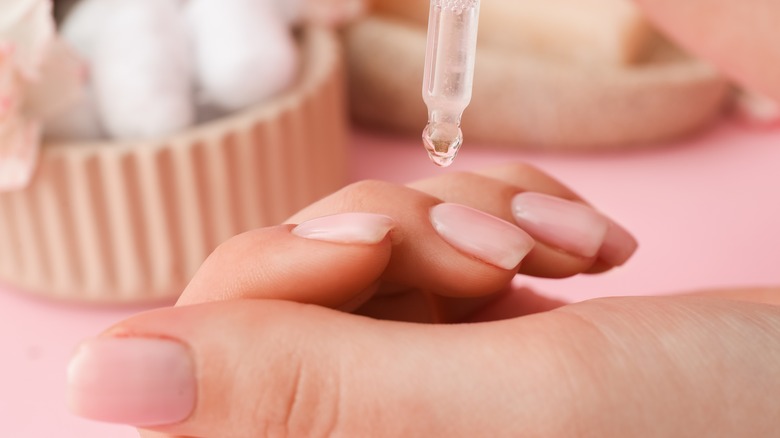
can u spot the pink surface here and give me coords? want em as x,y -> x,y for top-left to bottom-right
2,120 -> 779,437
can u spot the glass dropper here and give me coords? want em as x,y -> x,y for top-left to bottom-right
422,0 -> 481,167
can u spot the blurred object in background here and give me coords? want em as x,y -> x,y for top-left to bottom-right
61,0 -> 195,141
376,0 -> 657,66
1,0 -> 85,191
350,0 -> 732,151
49,0 -> 301,142
188,0 -> 299,115
286,0 -> 368,26
53,0 -> 79,21
46,0 -> 365,143
0,1 -> 353,303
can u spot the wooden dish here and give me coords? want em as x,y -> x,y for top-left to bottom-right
345,17 -> 731,151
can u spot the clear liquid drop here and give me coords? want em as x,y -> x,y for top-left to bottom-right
423,122 -> 463,168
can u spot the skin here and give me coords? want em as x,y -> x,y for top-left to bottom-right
135,294 -> 779,438
71,162 -> 775,438
69,2 -> 780,436
634,0 -> 780,101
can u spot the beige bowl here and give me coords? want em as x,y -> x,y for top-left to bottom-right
0,27 -> 349,303
346,17 -> 732,151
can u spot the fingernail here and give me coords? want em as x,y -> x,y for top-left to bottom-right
430,203 -> 534,270
511,193 -> 609,258
599,220 -> 639,266
292,213 -> 395,244
67,338 -> 196,427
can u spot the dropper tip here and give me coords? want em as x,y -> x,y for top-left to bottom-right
422,122 -> 463,168
427,152 -> 456,168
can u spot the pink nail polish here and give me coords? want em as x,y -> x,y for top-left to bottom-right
430,203 -> 534,270
292,213 -> 395,244
67,338 -> 196,427
599,219 -> 639,266
511,193 -> 609,258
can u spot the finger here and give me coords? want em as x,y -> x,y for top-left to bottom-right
179,167 -> 631,321
179,183 -> 535,322
684,286 -> 780,306
409,171 -> 598,278
177,213 -> 395,309
634,0 -> 780,102
285,180 -> 533,298
68,297 -> 780,437
409,164 -> 638,278
66,299 -> 567,437
473,163 -> 638,269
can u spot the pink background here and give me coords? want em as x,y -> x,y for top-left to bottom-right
2,119 -> 779,437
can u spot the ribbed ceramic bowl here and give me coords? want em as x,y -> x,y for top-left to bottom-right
0,27 -> 349,303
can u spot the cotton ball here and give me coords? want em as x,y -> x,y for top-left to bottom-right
60,0 -> 189,58
186,0 -> 299,112
90,0 -> 194,140
51,0 -> 120,141
59,0 -> 120,59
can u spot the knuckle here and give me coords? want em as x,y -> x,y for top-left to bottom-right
411,171 -> 482,188
321,179 -> 432,214
290,179 -> 444,224
290,179 -> 403,221
199,230 -> 259,273
409,171 -> 497,199
335,179 -> 397,208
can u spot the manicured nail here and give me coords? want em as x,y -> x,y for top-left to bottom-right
67,338 -> 196,427
430,203 -> 534,270
511,193 -> 609,258
292,213 -> 395,244
598,219 -> 639,266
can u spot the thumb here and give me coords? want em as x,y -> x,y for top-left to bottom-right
66,299 -> 562,437
67,297 -> 780,437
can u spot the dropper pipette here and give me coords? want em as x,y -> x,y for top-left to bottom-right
422,0 -> 481,167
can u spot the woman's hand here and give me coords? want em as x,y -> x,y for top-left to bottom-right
65,164 -> 780,437
634,0 -> 780,101
86,290 -> 780,438
175,163 -> 636,323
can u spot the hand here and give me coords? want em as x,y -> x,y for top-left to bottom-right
175,163 -> 636,322
634,0 -> 780,101
65,164 -> 779,437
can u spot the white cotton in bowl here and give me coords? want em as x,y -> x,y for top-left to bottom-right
186,0 -> 300,112
90,0 -> 194,140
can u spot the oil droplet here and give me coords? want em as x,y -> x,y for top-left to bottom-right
423,122 -> 463,168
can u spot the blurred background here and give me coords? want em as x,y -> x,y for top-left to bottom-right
1,0 -> 778,436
